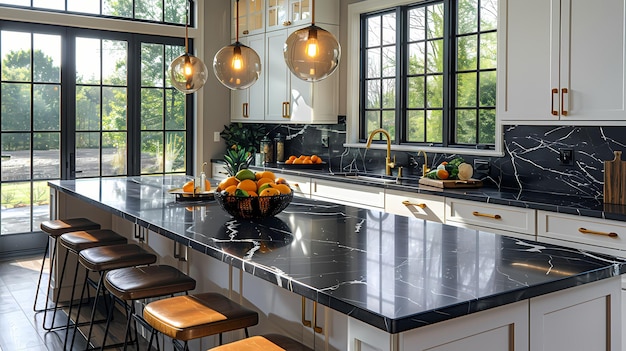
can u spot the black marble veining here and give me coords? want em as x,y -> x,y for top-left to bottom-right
49,176 -> 626,334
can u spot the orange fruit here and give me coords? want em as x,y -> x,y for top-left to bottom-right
275,177 -> 288,185
288,155 -> 297,161
223,185 -> 238,195
256,177 -> 275,189
285,159 -> 293,164
315,157 -> 322,164
237,179 -> 257,193
257,170 -> 276,180
182,180 -> 195,193
273,183 -> 292,194
293,158 -> 304,164
436,169 -> 449,180
259,187 -> 281,196
217,176 -> 238,191
247,190 -> 258,197
303,159 -> 313,164
310,155 -> 319,163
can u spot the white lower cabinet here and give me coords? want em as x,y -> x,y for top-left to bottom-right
445,198 -> 536,238
311,179 -> 385,210
271,171 -> 312,198
211,161 -> 229,180
385,189 -> 445,222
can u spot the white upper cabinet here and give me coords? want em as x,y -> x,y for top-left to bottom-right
229,0 -> 340,124
498,0 -> 626,123
232,0 -> 265,39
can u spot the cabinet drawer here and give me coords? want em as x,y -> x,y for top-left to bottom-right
273,173 -> 311,198
537,210 -> 626,253
211,162 -> 229,180
311,179 -> 384,209
445,198 -> 536,235
385,189 -> 444,222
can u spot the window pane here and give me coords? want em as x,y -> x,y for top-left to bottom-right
2,133 -> 31,181
365,111 -> 379,135
426,110 -> 442,143
408,7 -> 425,42
103,40 -> 128,85
164,132 -> 185,172
366,80 -> 381,109
33,132 -> 60,179
407,110 -> 425,142
407,77 -> 425,108
32,180 -> 49,231
0,0 -> 29,5
164,0 -> 186,24
33,34 -> 61,83
76,86 -> 102,131
142,43 -> 164,87
33,0 -> 64,10
34,84 -> 60,131
381,13 -> 396,45
408,42 -> 425,75
1,181 -> 32,234
367,16 -> 381,47
1,83 -> 31,131
366,48 -> 381,79
382,78 -> 395,109
76,38 -> 101,84
478,109 -> 496,144
1,31 -> 31,82
456,110 -> 477,144
141,88 -> 164,129
481,0 -> 498,31
382,111 -> 395,141
76,132 -> 100,178
165,89 -> 185,130
458,0 -> 478,34
102,132 -> 127,176
67,0 -> 100,14
426,4 -> 444,39
382,46 -> 396,77
103,0 -> 132,17
479,32 -> 497,69
426,39 -> 443,73
479,71 -> 496,106
141,131 -> 163,174
136,0 -> 163,22
426,75 -> 443,108
456,72 -> 477,107
457,35 -> 477,71
103,87 -> 127,130
165,45 -> 184,87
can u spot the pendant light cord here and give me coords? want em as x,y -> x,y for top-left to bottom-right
235,0 -> 240,43
184,0 -> 189,53
311,0 -> 315,25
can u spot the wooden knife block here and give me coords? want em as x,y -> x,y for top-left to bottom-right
604,150 -> 626,205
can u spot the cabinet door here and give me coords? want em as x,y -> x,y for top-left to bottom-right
230,34 -> 265,122
562,0 -> 626,121
497,0 -> 554,121
265,30 -> 291,121
232,0 -> 265,39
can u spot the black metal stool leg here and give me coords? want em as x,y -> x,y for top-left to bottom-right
43,245 -> 69,330
33,238 -> 51,312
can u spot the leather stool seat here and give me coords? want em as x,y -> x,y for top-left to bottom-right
59,229 -> 127,253
104,265 -> 196,301
143,292 -> 259,341
41,218 -> 101,237
207,334 -> 313,351
79,243 -> 157,272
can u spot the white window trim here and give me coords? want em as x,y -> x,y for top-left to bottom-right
345,0 -> 504,157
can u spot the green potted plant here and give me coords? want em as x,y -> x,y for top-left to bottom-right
220,123 -> 266,175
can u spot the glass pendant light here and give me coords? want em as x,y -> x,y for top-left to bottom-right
169,0 -> 208,94
283,0 -> 341,82
213,0 -> 262,90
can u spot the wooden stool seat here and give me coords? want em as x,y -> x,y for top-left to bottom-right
59,229 -> 127,253
79,243 -> 157,272
207,334 -> 313,351
143,292 -> 259,341
40,218 -> 100,237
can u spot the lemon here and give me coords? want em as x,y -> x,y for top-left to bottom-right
235,169 -> 255,181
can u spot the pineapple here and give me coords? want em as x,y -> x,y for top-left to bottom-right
223,146 -> 253,176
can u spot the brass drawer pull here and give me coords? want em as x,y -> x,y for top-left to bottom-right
561,88 -> 568,116
312,301 -> 323,334
472,211 -> 501,220
301,296 -> 311,327
243,30 -> 249,35
579,227 -> 618,238
551,88 -> 559,116
243,102 -> 249,118
402,200 -> 426,209
282,102 -> 290,118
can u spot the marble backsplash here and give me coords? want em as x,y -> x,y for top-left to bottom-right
254,119 -> 626,199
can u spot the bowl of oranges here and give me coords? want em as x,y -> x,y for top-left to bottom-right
214,169 -> 293,219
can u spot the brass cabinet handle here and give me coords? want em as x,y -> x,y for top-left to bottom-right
242,103 -> 249,118
579,227 -> 618,238
402,200 -> 426,209
283,21 -> 292,26
472,211 -> 501,220
561,88 -> 568,116
282,102 -> 290,118
551,88 -> 559,116
301,296 -> 312,327
243,30 -> 249,35
312,301 -> 323,334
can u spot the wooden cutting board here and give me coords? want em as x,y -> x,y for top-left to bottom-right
418,177 -> 483,189
604,150 -> 626,204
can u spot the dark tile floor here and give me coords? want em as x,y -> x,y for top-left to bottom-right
0,255 -> 152,351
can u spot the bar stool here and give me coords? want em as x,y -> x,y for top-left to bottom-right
143,292 -> 259,351
66,243 -> 158,350
102,265 -> 197,350
35,218 -> 101,313
207,334 -> 313,351
44,229 -> 127,331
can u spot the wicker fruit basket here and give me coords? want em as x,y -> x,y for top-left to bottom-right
214,192 -> 293,219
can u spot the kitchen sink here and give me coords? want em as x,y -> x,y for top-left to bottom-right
330,172 -> 399,184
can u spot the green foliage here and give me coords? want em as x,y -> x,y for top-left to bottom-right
220,123 -> 266,154
223,147 -> 253,176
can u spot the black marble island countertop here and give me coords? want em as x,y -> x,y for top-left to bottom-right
49,176 -> 626,334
